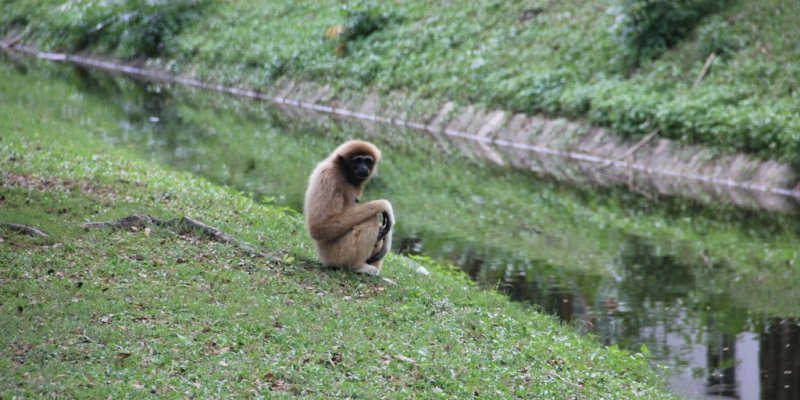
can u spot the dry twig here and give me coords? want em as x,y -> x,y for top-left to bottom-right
592,127 -> 661,171
693,53 -> 717,89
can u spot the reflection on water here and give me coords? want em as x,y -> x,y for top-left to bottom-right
761,319 -> 800,400
7,60 -> 800,400
471,236 -> 800,399
386,160 -> 798,397
422,233 -> 800,399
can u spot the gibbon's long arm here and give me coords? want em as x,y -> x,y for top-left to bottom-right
308,200 -> 390,242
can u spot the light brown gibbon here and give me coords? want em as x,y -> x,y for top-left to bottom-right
304,140 -> 394,275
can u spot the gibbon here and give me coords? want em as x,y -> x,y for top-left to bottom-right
304,140 -> 394,275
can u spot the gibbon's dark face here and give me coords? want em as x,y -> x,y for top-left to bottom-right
351,155 -> 374,180
340,154 -> 374,185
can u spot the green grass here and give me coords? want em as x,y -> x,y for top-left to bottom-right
2,0 -> 799,164
0,64 -> 676,398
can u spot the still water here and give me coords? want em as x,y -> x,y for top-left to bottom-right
8,61 -> 800,399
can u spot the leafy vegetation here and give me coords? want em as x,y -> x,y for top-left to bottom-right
2,0 -> 799,164
332,4 -> 400,57
1,0 -> 207,58
609,0 -> 729,69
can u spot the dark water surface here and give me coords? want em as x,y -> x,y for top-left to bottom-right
6,60 -> 800,400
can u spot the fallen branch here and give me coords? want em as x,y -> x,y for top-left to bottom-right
0,223 -> 49,238
80,214 -> 156,230
592,127 -> 660,171
693,53 -> 717,89
82,214 -> 270,258
0,32 -> 24,49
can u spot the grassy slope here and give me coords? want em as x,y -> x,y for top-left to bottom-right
0,67 -> 675,398
2,0 -> 799,163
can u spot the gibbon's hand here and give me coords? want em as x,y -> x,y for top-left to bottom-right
378,210 -> 392,240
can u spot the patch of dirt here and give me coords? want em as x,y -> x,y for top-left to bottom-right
1,172 -> 120,200
11,342 -> 34,365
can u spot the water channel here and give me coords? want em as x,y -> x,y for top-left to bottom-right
5,59 -> 800,399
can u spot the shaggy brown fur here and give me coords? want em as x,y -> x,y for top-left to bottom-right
304,140 -> 394,275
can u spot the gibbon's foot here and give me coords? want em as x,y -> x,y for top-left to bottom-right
352,264 -> 381,276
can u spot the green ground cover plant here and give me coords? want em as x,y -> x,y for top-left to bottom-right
2,0 -> 799,164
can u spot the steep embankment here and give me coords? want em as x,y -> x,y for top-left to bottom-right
3,0 -> 798,209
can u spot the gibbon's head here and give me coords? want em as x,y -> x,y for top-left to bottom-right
334,140 -> 382,186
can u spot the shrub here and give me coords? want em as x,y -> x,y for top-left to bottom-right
695,16 -> 747,57
609,0 -> 727,70
43,0 -> 208,59
488,69 -> 572,115
330,2 -> 399,57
